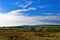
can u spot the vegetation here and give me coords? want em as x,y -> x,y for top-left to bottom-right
0,25 -> 60,40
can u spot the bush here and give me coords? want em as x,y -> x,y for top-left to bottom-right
43,26 -> 60,32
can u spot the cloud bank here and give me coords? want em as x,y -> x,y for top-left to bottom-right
0,9 -> 60,26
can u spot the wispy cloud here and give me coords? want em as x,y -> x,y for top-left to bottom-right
43,13 -> 60,16
56,13 -> 60,16
0,8 -> 6,13
14,0 -> 37,12
14,0 -> 50,11
38,5 -> 51,8
15,0 -> 32,9
43,13 -> 52,15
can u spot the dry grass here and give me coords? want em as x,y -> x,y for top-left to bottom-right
0,30 -> 60,40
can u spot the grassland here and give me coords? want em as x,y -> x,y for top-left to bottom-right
0,25 -> 60,40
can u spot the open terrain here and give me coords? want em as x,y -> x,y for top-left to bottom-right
0,25 -> 60,40
0,30 -> 60,40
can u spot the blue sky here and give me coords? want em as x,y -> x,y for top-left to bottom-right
0,0 -> 60,26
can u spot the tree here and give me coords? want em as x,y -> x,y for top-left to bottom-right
29,25 -> 35,32
35,27 -> 42,32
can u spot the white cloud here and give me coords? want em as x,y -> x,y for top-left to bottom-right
15,0 -> 51,10
28,7 -> 37,10
38,5 -> 51,9
0,9 -> 60,27
0,8 -> 6,13
43,13 -> 53,15
15,0 -> 32,9
56,13 -> 60,16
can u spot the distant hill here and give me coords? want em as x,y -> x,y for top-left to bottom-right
0,25 -> 60,28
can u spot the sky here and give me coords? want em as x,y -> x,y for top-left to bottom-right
0,0 -> 60,26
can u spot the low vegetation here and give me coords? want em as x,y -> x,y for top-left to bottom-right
0,25 -> 60,40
